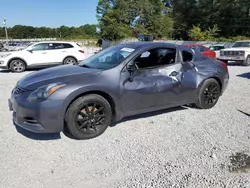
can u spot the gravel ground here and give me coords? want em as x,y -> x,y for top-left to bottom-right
0,63 -> 250,188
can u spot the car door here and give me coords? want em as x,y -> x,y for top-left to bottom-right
119,47 -> 194,116
28,43 -> 51,66
48,43 -> 66,64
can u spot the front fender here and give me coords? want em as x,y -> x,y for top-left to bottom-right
55,84 -> 122,126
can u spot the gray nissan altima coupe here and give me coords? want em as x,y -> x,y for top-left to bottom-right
8,42 -> 229,139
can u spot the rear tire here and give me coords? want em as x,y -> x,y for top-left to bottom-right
65,94 -> 112,140
9,59 -> 26,73
243,56 -> 250,66
63,57 -> 77,65
195,78 -> 221,109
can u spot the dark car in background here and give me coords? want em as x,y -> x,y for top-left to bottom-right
8,42 -> 229,140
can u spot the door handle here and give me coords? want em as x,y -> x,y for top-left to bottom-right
42,52 -> 47,54
169,71 -> 178,77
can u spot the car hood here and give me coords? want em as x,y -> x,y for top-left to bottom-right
17,65 -> 102,90
221,47 -> 250,51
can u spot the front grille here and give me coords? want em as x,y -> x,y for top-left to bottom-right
223,51 -> 239,56
12,86 -> 27,95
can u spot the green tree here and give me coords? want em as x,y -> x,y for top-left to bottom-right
188,25 -> 220,41
0,24 -> 99,39
97,0 -> 173,40
172,0 -> 250,40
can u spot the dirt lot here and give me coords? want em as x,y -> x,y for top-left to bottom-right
0,63 -> 250,188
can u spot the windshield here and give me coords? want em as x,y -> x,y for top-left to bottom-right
232,42 -> 250,48
78,45 -> 135,70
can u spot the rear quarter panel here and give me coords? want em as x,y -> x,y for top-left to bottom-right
193,56 -> 229,95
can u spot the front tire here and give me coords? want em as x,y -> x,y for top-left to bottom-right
65,94 -> 112,140
195,78 -> 221,109
243,55 -> 250,66
9,59 -> 26,72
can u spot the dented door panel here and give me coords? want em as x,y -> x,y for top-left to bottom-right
120,62 -> 197,114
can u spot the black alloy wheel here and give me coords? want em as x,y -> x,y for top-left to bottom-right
202,83 -> 219,106
195,78 -> 221,109
75,102 -> 106,134
65,94 -> 112,139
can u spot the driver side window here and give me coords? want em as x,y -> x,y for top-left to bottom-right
134,48 -> 177,69
31,43 -> 49,51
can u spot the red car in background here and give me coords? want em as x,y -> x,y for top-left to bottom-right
183,44 -> 216,58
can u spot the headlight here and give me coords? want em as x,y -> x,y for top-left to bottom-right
220,51 -> 224,56
27,82 -> 66,102
239,51 -> 245,56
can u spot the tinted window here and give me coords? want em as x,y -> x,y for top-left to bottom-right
48,43 -> 74,50
62,43 -> 74,48
191,46 -> 207,52
191,46 -> 200,52
51,43 -> 64,49
218,46 -> 225,50
210,46 -> 225,51
232,42 -> 250,48
198,46 -> 207,52
31,43 -> 49,51
182,51 -> 193,62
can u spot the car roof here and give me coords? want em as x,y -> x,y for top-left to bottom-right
209,44 -> 225,46
35,41 -> 76,44
183,43 -> 207,47
115,41 -> 180,49
235,40 -> 250,42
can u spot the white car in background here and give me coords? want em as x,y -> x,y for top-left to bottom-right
208,44 -> 225,58
218,40 -> 250,66
0,41 -> 86,72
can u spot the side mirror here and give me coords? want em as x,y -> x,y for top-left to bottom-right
126,62 -> 138,82
27,49 -> 33,53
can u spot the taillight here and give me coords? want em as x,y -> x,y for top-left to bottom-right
79,50 -> 84,53
220,60 -> 228,70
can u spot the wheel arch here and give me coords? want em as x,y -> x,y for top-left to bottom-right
7,57 -> 27,68
197,76 -> 223,96
210,76 -> 222,92
63,56 -> 78,63
64,90 -> 117,119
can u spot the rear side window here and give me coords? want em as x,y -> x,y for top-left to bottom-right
198,46 -> 207,52
50,43 -> 64,49
191,46 -> 207,52
48,43 -> 74,49
182,51 -> 193,62
62,43 -> 74,48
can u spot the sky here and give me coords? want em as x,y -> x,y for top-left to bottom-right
0,0 -> 99,28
